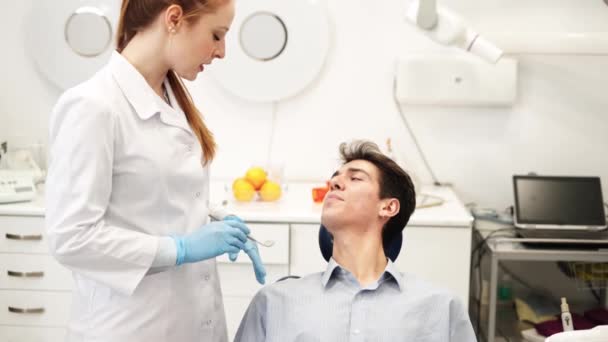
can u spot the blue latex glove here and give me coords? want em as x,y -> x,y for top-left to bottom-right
224,215 -> 244,262
171,220 -> 250,265
224,215 -> 267,284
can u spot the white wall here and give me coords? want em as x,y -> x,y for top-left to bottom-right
2,0 -> 607,211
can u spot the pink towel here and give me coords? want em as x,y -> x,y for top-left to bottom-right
534,313 -> 596,337
585,307 -> 608,325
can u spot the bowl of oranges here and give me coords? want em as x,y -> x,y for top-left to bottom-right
232,166 -> 283,202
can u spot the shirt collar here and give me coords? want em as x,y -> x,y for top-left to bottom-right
321,258 -> 341,287
321,257 -> 404,291
108,51 -> 162,120
109,51 -> 193,135
384,258 -> 405,290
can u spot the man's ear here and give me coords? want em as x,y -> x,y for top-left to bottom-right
379,198 -> 400,218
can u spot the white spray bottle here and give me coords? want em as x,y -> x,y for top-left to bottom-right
560,297 -> 574,332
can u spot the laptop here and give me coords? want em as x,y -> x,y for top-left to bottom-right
513,175 -> 608,243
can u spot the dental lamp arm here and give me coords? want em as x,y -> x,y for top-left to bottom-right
415,0 -> 437,29
406,0 -> 503,63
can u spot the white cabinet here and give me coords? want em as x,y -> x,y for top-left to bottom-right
289,224 -> 327,276
0,215 -> 70,339
0,290 -> 72,326
0,254 -> 72,291
0,326 -> 67,342
397,225 -> 472,304
0,216 -> 48,254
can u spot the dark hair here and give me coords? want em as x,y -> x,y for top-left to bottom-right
339,140 -> 416,245
116,0 -> 224,164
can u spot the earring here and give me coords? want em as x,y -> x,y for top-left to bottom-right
169,27 -> 176,34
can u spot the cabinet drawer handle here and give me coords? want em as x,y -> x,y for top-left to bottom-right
5,233 -> 42,241
7,271 -> 44,278
8,306 -> 45,314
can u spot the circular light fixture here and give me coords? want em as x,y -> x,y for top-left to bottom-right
27,1 -> 119,90
65,7 -> 113,57
240,12 -> 288,61
208,0 -> 330,102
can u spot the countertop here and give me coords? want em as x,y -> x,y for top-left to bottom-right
0,181 -> 473,227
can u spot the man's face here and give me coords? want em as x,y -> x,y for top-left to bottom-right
321,160 -> 383,233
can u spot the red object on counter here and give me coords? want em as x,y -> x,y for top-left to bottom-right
312,186 -> 329,203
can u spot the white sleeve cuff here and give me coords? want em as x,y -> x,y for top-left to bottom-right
208,201 -> 231,221
151,236 -> 177,268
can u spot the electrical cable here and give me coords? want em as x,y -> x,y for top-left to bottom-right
392,74 -> 446,187
266,102 -> 279,166
496,326 -> 512,342
558,261 -> 604,305
587,280 -> 601,304
470,228 -> 517,339
498,264 -> 534,291
472,227 -> 517,261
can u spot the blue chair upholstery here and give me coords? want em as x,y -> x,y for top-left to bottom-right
318,224 -> 403,262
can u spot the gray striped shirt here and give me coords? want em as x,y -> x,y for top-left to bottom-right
234,258 -> 476,342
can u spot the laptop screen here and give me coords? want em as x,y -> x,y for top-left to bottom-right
513,176 -> 606,226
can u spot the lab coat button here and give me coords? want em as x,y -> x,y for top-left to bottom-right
195,192 -> 201,198
203,274 -> 210,281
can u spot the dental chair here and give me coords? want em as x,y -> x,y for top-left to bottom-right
318,224 -> 403,262
276,225 -> 403,282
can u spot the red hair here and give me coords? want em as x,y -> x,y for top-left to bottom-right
116,0 -> 222,164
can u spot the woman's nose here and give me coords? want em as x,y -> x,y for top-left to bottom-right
215,41 -> 226,59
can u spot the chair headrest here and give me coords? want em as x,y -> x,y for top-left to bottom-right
318,224 -> 403,262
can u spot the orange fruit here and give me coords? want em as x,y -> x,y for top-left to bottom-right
232,178 -> 256,202
259,181 -> 282,201
245,167 -> 267,190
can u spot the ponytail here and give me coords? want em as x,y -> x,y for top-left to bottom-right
116,0 -> 134,53
167,71 -> 216,164
115,0 -> 217,164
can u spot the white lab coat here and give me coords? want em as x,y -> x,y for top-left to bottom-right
46,51 -> 230,342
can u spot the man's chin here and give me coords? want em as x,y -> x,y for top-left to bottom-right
321,214 -> 341,233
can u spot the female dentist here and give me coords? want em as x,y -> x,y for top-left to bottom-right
45,0 -> 265,341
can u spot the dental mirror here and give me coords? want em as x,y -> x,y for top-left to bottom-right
247,235 -> 275,248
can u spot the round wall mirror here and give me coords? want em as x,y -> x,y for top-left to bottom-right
240,12 -> 288,61
28,1 -> 119,89
65,7 -> 112,57
208,0 -> 330,102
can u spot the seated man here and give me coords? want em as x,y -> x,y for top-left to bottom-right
235,140 -> 476,342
